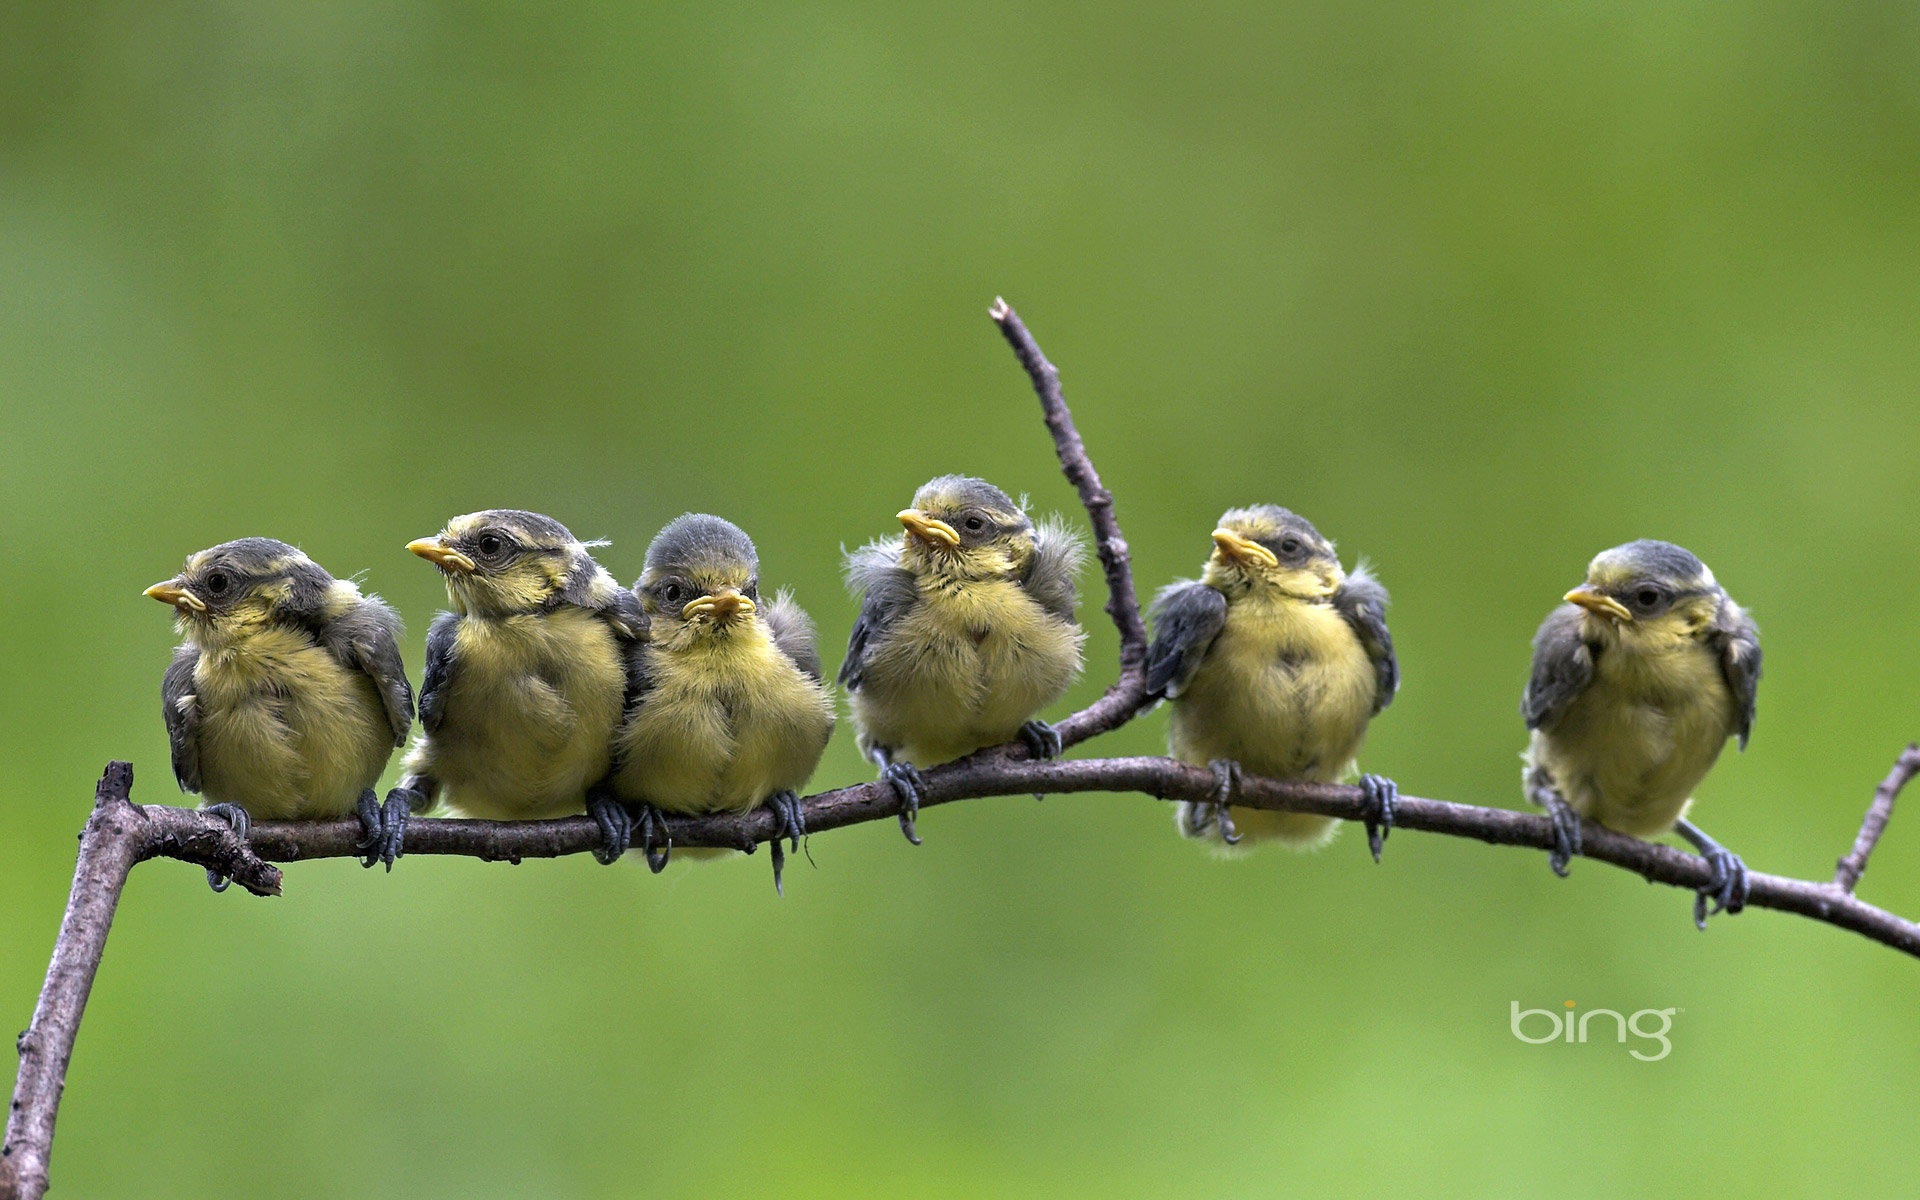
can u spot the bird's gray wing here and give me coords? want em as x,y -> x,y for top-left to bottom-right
1145,581 -> 1228,700
161,646 -> 202,794
1018,517 -> 1086,624
1710,600 -> 1762,749
1522,603 -> 1596,731
321,596 -> 414,747
1332,564 -> 1399,714
595,586 -> 650,644
838,541 -> 919,690
417,612 -> 461,734
764,591 -> 825,684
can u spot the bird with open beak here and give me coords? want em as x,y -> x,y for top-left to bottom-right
840,475 -> 1086,842
146,538 -> 413,887
394,509 -> 646,863
1145,505 -> 1400,858
1523,539 -> 1761,927
611,514 -> 834,890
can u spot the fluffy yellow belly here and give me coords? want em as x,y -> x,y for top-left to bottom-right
613,641 -> 834,815
194,637 -> 394,820
407,610 -> 626,820
1527,645 -> 1736,838
852,580 -> 1082,767
1168,595 -> 1377,849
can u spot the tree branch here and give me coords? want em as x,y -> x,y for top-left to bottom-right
8,298 -> 1920,1200
1835,743 -> 1920,893
990,297 -> 1148,746
3,765 -> 144,1200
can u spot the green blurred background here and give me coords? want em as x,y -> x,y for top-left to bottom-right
5,4 -> 1920,1196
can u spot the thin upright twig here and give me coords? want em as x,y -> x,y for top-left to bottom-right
990,297 -> 1149,746
1834,743 -> 1920,893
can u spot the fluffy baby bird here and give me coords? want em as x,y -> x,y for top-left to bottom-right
397,510 -> 647,863
612,514 -> 835,890
146,538 -> 413,887
1146,506 -> 1400,858
1523,539 -> 1760,927
841,475 -> 1086,842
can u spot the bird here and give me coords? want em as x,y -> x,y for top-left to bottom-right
611,514 -> 835,890
1145,505 -> 1400,858
145,538 -> 413,887
1522,538 -> 1761,927
840,475 -> 1086,843
394,509 -> 647,863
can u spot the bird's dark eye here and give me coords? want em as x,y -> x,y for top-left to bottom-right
661,582 -> 683,605
477,533 -> 505,556
1636,587 -> 1662,609
1279,538 -> 1302,556
205,571 -> 231,596
963,515 -> 985,532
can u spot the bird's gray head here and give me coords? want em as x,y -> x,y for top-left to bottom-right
637,513 -> 762,637
1202,504 -> 1344,599
409,509 -> 615,617
145,538 -> 347,641
895,475 -> 1037,580
1566,539 -> 1726,632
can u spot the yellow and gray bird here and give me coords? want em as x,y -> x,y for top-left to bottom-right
611,514 -> 835,889
146,538 -> 413,886
840,475 -> 1086,842
1523,539 -> 1760,926
1145,506 -> 1400,858
396,510 -> 647,862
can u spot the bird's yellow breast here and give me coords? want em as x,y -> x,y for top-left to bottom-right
193,626 -> 394,820
406,608 -> 626,820
613,624 -> 834,815
1168,590 -> 1377,783
1528,634 -> 1737,838
850,578 -> 1083,766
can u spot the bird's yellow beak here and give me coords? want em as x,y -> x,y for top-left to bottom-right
899,509 -> 961,549
1211,529 -> 1279,570
1565,585 -> 1633,622
682,588 -> 756,624
408,537 -> 476,573
143,580 -> 207,613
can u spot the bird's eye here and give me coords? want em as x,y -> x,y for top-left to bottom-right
1636,587 -> 1663,609
1279,538 -> 1302,556
205,571 -> 231,596
963,515 -> 985,532
477,533 -> 505,556
661,582 -> 683,605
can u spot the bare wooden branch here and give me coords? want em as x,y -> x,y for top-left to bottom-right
1835,743 -> 1920,893
2,764 -> 144,1200
116,757 -> 1920,964
991,297 -> 1149,746
8,297 -> 1920,1200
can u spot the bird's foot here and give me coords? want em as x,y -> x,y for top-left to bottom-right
1359,773 -> 1398,864
587,786 -> 633,865
1018,719 -> 1063,760
635,803 -> 672,873
1676,820 -> 1749,930
764,790 -> 808,896
356,787 -> 416,871
1543,794 -> 1581,878
882,761 -> 927,846
1206,759 -> 1242,846
200,803 -> 252,893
